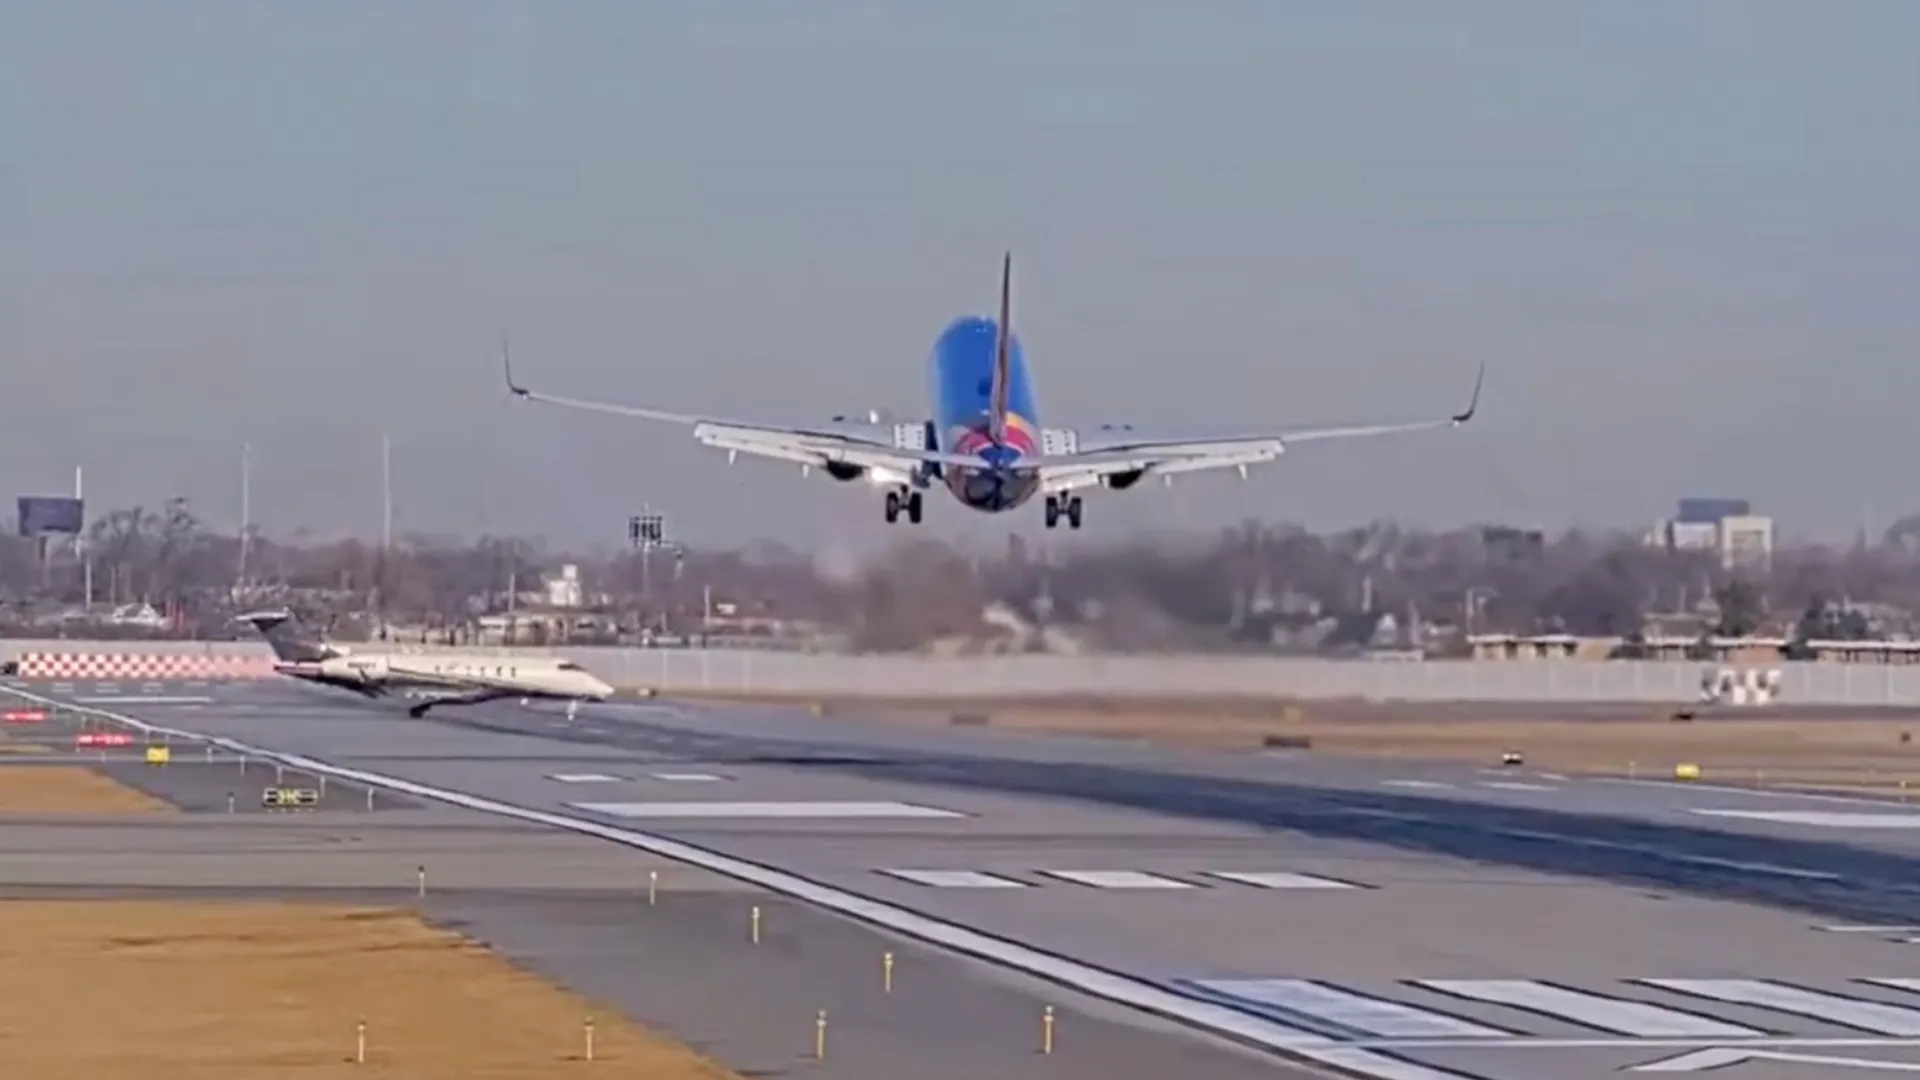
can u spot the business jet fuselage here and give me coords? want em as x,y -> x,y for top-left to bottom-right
240,610 -> 614,717
273,652 -> 614,717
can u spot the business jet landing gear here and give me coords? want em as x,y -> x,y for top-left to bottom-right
883,489 -> 923,525
1044,495 -> 1083,530
565,698 -> 580,722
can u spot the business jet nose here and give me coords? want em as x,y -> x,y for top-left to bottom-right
590,677 -> 615,700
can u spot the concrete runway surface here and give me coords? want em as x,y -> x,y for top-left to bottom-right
13,677 -> 1920,1079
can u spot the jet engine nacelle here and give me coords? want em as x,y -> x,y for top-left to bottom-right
823,461 -> 866,482
1101,469 -> 1147,491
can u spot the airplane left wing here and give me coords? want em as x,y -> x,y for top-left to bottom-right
501,345 -> 993,477
1033,364 -> 1485,494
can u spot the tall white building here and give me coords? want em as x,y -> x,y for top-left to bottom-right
1644,503 -> 1773,572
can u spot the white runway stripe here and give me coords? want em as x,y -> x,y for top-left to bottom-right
548,773 -> 624,783
1416,980 -> 1768,1038
1641,979 -> 1920,1035
1381,779 -> 1452,790
1480,781 -> 1557,792
77,696 -> 213,706
648,772 -> 725,782
1205,871 -> 1358,890
1192,979 -> 1516,1039
881,869 -> 1027,889
1043,870 -> 1195,890
572,800 -> 966,819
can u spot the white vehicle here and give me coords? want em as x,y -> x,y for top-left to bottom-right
238,610 -> 613,718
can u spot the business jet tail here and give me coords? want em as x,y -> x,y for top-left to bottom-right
236,609 -> 340,664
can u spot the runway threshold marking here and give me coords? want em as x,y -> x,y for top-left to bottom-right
881,869 -> 1028,889
1043,870 -> 1197,890
3,686 -> 1479,1080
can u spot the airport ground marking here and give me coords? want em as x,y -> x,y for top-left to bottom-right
0,686 -> 1462,1080
27,685 -> 1920,1076
1632,1046 -> 1920,1072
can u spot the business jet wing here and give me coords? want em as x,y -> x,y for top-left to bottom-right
502,348 -> 994,475
1032,364 -> 1484,494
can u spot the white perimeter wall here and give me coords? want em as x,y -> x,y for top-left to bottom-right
6,638 -> 1919,705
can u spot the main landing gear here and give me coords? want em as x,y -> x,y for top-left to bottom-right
1044,495 -> 1083,530
884,489 -> 924,524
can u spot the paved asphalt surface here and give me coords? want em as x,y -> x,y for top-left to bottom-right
17,677 -> 1920,1079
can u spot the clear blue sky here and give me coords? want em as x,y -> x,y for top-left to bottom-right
4,1 -> 1917,551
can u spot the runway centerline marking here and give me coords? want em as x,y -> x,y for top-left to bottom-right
1692,809 -> 1920,829
571,800 -> 967,820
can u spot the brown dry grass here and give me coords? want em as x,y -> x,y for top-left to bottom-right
0,765 -> 173,814
693,692 -> 1920,793
0,900 -> 747,1080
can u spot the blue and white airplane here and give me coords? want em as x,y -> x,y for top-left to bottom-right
504,254 -> 1483,530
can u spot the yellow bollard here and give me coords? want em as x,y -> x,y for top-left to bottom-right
814,1009 -> 828,1059
648,870 -> 658,907
1041,1005 -> 1055,1055
883,951 -> 895,994
750,905 -> 762,945
356,1018 -> 367,1065
584,1015 -> 595,1062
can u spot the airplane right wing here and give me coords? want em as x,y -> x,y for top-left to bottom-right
1031,364 -> 1485,494
501,347 -> 993,478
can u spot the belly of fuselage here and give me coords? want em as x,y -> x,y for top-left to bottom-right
944,466 -> 1040,512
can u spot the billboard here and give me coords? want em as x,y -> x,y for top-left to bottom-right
17,496 -> 84,536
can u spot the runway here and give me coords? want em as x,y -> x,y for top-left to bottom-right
16,677 -> 1920,1079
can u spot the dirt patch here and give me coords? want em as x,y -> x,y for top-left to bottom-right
0,765 -> 174,814
0,900 -> 746,1080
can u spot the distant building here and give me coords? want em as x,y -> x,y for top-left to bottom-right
1717,514 -> 1773,572
1644,499 -> 1773,572
1676,497 -> 1751,524
543,564 -> 583,609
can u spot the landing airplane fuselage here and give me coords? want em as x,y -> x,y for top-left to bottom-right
502,253 -> 1484,531
932,315 -> 1044,513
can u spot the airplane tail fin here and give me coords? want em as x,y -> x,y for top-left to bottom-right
236,609 -> 339,664
988,251 -> 1013,443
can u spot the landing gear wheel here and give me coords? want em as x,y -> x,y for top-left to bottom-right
884,491 -> 901,524
1065,496 -> 1083,530
905,491 -> 924,524
1044,496 -> 1061,529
